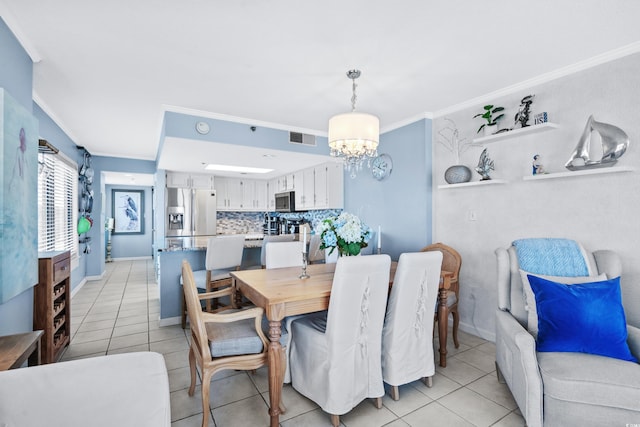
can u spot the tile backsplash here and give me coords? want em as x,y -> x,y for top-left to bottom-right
216,209 -> 342,234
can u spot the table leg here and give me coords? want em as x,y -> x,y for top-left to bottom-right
438,287 -> 448,368
267,319 -> 284,427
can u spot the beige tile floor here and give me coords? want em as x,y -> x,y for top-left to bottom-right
63,259 -> 525,427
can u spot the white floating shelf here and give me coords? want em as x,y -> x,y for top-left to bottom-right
438,179 -> 508,189
523,166 -> 635,181
472,122 -> 559,145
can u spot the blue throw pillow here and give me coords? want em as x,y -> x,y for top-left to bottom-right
527,274 -> 637,363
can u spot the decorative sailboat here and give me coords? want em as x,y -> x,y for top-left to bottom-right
565,115 -> 629,171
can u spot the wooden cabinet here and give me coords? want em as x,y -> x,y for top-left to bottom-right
34,251 -> 71,364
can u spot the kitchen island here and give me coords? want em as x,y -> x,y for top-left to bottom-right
156,234 -> 302,325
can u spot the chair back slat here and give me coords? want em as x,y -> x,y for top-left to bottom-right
182,260 -> 212,360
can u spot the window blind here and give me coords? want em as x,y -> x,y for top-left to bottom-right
38,152 -> 78,260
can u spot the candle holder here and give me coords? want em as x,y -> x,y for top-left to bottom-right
299,252 -> 310,279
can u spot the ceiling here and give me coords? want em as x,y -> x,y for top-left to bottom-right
2,1 -> 640,181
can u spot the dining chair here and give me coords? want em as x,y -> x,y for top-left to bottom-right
265,241 -> 304,269
181,234 -> 245,328
248,234 -> 296,269
289,254 -> 392,427
381,251 -> 443,400
264,239 -> 305,384
308,234 -> 325,264
421,242 -> 462,352
182,260 -> 271,427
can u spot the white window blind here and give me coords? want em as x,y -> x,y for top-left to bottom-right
38,152 -> 78,261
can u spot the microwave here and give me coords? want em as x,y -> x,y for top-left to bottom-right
275,191 -> 295,212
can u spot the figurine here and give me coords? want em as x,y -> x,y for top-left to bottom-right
532,154 -> 546,175
514,95 -> 535,128
565,115 -> 629,171
475,148 -> 494,180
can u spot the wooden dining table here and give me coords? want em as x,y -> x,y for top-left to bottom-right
230,262 -> 453,427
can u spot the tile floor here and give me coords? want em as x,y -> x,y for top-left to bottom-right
63,259 -> 525,427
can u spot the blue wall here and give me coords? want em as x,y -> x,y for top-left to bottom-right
345,118 -> 433,260
164,112 -> 330,156
87,156 -> 156,276
0,18 -> 35,335
106,184 -> 153,259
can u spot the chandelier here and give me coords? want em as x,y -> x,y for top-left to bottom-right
328,69 -> 380,178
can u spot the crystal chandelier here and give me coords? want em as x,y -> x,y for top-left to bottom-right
328,69 -> 380,178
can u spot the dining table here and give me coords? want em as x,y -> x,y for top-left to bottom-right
230,261 -> 453,427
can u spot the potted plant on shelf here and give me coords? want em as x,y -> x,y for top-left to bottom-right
473,104 -> 505,136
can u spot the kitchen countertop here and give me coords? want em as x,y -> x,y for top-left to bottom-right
160,233 -> 304,252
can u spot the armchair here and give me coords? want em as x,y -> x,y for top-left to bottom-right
495,239 -> 640,427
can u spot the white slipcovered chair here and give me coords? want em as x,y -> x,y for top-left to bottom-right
496,238 -> 640,427
265,240 -> 304,269
289,254 -> 391,427
382,251 -> 443,400
181,235 -> 246,328
264,239 -> 305,384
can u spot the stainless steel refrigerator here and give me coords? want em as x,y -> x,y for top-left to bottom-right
166,188 -> 217,247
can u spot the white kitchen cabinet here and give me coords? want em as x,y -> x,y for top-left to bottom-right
302,168 -> 315,209
190,173 -> 215,189
314,164 -> 328,209
216,177 -> 268,211
293,170 -> 305,209
166,172 -> 214,189
215,177 -> 242,210
325,162 -> 344,209
267,179 -> 277,211
253,180 -> 268,211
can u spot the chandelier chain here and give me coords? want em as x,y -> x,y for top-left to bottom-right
351,78 -> 357,112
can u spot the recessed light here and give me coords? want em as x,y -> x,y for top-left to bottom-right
204,164 -> 273,174
262,154 -> 276,158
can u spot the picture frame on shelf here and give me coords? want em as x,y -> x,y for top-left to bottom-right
534,112 -> 548,124
112,189 -> 144,234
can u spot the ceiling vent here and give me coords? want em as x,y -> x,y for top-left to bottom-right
289,132 -> 316,147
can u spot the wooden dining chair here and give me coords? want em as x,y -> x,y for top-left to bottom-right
421,243 -> 462,352
289,255 -> 391,427
182,260 -> 272,427
181,235 -> 246,328
381,251 -> 443,400
265,241 -> 304,269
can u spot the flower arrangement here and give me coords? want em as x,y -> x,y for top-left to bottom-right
317,212 -> 372,256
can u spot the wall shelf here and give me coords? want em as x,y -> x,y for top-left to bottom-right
472,122 -> 559,145
438,179 -> 507,190
522,165 -> 635,181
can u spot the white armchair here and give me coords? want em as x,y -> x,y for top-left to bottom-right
495,238 -> 640,427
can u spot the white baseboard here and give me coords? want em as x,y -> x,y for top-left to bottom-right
159,316 -> 181,327
112,256 -> 153,261
85,272 -> 105,281
70,278 -> 88,298
459,320 -> 496,343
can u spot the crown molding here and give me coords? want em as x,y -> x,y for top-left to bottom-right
162,104 -> 328,137
433,41 -> 640,118
0,4 -> 42,62
381,112 -> 433,134
33,91 -> 81,144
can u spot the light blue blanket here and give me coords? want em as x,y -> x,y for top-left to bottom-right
513,238 -> 589,277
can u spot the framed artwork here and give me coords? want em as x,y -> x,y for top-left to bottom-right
0,88 -> 39,303
112,189 -> 144,234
